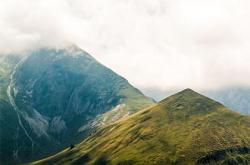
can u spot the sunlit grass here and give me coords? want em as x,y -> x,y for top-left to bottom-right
31,89 -> 250,165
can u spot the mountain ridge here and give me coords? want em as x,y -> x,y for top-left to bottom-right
31,89 -> 250,165
0,46 -> 154,164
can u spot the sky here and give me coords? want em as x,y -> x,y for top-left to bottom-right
1,0 -> 250,91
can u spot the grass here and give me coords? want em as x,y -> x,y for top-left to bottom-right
30,89 -> 250,165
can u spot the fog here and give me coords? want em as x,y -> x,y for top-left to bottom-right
1,0 -> 250,90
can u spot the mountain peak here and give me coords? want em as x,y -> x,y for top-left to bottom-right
159,88 -> 224,113
160,88 -> 202,102
177,88 -> 197,94
0,45 -> 154,164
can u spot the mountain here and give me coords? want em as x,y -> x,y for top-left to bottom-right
0,46 -> 154,164
142,87 -> 250,115
32,89 -> 250,165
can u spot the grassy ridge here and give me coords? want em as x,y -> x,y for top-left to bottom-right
31,89 -> 250,165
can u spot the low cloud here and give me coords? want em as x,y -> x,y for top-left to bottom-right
1,0 -> 250,90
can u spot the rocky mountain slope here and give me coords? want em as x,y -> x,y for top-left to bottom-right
0,46 -> 154,164
32,89 -> 250,165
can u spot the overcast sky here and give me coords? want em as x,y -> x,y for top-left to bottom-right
1,0 -> 250,90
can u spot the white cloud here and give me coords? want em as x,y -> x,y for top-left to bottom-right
0,0 -> 250,90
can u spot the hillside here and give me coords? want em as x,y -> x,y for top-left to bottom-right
0,46 -> 154,164
32,89 -> 250,165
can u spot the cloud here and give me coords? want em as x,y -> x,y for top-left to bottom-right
0,0 -> 250,90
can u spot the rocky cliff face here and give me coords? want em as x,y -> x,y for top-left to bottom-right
0,46 -> 154,164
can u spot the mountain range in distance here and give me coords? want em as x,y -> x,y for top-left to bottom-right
0,45 -> 249,165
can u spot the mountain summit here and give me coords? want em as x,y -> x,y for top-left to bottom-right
33,89 -> 250,165
159,88 -> 224,114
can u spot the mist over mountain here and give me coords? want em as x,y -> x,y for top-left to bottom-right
1,0 -> 250,91
1,1 -> 250,165
0,46 -> 153,164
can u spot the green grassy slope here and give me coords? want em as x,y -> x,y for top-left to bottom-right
31,89 -> 250,165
